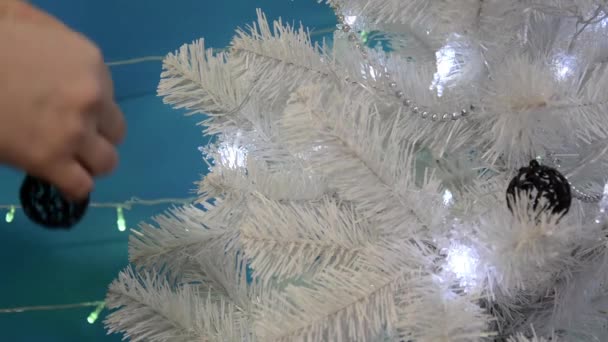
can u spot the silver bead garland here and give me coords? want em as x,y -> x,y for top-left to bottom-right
333,5 -> 608,205
330,3 -> 475,122
544,154 -> 602,203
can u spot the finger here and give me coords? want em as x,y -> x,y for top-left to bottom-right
77,133 -> 119,177
0,1 -> 68,30
92,63 -> 126,144
97,100 -> 126,145
44,161 -> 94,201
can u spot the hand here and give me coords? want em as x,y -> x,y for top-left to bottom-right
0,2 -> 125,200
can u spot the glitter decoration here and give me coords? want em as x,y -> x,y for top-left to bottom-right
506,160 -> 572,217
19,175 -> 90,229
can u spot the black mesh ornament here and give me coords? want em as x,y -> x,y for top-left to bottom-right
19,174 -> 90,229
506,160 -> 572,217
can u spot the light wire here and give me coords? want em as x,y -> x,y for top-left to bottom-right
106,56 -> 164,66
0,301 -> 104,314
0,24 -> 338,318
0,196 -> 198,211
104,26 -> 335,67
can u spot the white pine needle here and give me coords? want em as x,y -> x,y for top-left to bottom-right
241,193 -> 376,284
105,267 -> 250,342
159,39 -> 245,116
129,203 -> 234,283
394,275 -> 494,341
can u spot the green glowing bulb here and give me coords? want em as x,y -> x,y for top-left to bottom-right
87,302 -> 105,324
87,312 -> 98,324
5,206 -> 15,223
360,30 -> 369,44
116,207 -> 126,232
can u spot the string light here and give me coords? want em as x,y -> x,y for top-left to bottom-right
87,302 -> 106,324
360,30 -> 369,44
103,26 -> 334,67
0,300 -> 104,314
5,205 -> 15,223
116,206 -> 127,232
0,23 -> 338,331
0,300 -> 107,324
0,20 -> 336,318
105,56 -> 163,66
0,196 -> 198,226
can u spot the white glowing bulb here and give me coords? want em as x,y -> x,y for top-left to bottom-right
446,243 -> 479,289
431,45 -> 457,97
344,15 -> 357,26
443,189 -> 454,206
360,64 -> 378,81
219,143 -> 247,168
599,182 -> 608,214
553,54 -> 576,80
369,66 -> 377,80
557,65 -> 570,78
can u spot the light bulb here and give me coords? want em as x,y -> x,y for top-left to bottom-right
86,302 -> 105,324
360,30 -> 368,44
116,207 -> 126,232
5,206 -> 15,223
87,312 -> 98,324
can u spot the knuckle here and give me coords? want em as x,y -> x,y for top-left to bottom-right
99,148 -> 118,174
28,147 -> 51,169
65,117 -> 87,142
73,33 -> 103,62
85,42 -> 104,63
76,79 -> 103,106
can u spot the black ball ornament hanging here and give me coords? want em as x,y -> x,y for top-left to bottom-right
506,160 -> 572,217
19,174 -> 90,229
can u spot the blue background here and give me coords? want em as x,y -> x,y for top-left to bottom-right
0,1 -> 334,341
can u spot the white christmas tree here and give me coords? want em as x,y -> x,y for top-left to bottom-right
104,1 -> 608,341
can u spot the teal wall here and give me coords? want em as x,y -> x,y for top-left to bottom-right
0,1 -> 334,341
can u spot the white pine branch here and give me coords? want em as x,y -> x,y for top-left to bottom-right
252,231 -> 435,341
544,250 -> 608,340
476,1 -> 532,66
158,20 -> 332,193
240,192 -> 376,285
200,149 -> 328,202
129,198 -> 244,281
254,266 -> 401,341
191,230 -> 253,311
562,64 -> 608,144
159,39 -> 245,117
384,54 -> 480,154
105,267 -> 251,342
322,0 -> 481,42
476,49 -> 608,168
393,275 -> 494,341
279,84 -> 446,240
476,54 -> 570,167
129,203 -> 237,283
471,188 -> 591,294
331,35 -> 476,155
230,9 -> 332,103
158,37 -> 300,173
507,332 -> 552,342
